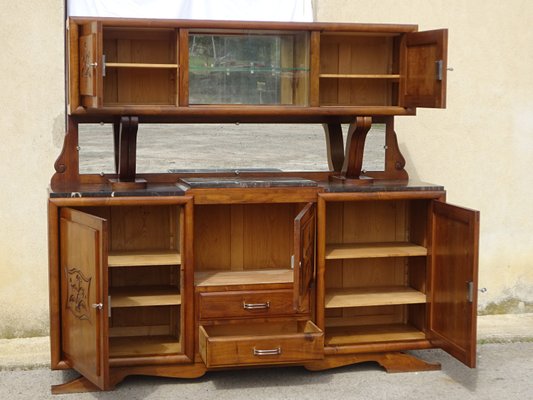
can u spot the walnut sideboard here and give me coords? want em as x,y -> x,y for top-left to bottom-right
48,17 -> 478,394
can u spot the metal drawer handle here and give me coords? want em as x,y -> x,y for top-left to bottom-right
253,347 -> 281,356
243,301 -> 270,310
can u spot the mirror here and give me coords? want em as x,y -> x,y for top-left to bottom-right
78,123 -> 385,174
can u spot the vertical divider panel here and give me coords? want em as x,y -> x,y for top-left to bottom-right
316,195 -> 327,329
182,197 -> 195,360
309,31 -> 320,107
68,21 -> 80,112
179,29 -> 189,106
174,29 -> 180,106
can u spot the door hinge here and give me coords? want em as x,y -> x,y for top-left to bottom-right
291,254 -> 295,269
102,54 -> 106,77
436,60 -> 443,81
467,281 -> 474,303
108,295 -> 112,317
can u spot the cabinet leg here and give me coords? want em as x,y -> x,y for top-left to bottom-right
378,352 -> 441,373
305,352 -> 440,373
51,375 -> 106,394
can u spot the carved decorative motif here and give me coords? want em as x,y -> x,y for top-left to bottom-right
80,40 -> 92,79
66,268 -> 92,321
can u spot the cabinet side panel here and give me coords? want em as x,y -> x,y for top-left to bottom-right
48,202 -> 62,368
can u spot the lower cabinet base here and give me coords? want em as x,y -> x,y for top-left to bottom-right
51,376 -> 102,395
51,351 -> 441,394
304,351 -> 441,373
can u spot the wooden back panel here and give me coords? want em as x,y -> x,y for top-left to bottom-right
319,34 -> 397,106
103,28 -> 178,105
195,203 -> 296,271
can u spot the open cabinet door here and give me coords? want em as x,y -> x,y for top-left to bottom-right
429,201 -> 479,367
60,208 -> 109,390
79,21 -> 103,108
293,203 -> 316,313
400,29 -> 448,108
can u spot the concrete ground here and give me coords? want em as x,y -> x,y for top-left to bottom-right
0,314 -> 531,399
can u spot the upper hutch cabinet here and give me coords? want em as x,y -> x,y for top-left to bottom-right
67,18 -> 447,118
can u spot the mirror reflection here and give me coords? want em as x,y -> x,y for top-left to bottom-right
78,123 -> 385,174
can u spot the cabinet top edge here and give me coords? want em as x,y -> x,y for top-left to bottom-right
68,16 -> 419,33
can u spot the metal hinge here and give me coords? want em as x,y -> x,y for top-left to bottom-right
291,255 -> 295,269
436,60 -> 443,81
108,295 -> 112,317
102,54 -> 106,77
467,281 -> 474,303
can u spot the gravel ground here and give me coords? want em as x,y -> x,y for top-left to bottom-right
0,342 -> 532,400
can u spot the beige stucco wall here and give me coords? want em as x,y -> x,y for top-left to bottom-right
0,1 -> 531,338
0,1 -> 65,337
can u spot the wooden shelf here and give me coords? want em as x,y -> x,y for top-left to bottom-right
195,269 -> 293,287
110,286 -> 181,308
325,286 -> 426,309
108,250 -> 181,267
325,323 -> 426,346
325,242 -> 427,260
319,74 -> 400,79
110,335 -> 181,357
105,62 -> 178,69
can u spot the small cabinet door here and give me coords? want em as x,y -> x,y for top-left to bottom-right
293,202 -> 316,312
429,201 -> 479,367
60,208 -> 110,390
78,21 -> 103,108
400,29 -> 448,108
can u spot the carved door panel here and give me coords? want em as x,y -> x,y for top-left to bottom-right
400,29 -> 448,108
60,208 -> 109,389
429,201 -> 479,367
79,21 -> 102,108
293,202 -> 316,313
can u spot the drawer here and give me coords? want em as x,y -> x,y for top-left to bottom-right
198,289 -> 302,320
199,320 -> 323,368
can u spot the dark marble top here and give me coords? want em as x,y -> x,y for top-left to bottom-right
49,184 -> 187,198
168,168 -> 283,174
49,179 -> 444,198
180,177 -> 318,189
320,180 -> 444,193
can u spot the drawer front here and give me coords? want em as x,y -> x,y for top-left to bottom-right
198,289 -> 298,320
199,321 -> 323,368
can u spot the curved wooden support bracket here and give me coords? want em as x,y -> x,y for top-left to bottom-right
325,116 -> 409,182
50,117 -> 80,191
365,117 -> 408,180
305,352 -> 440,373
342,116 -> 372,178
51,375 -> 106,395
113,116 -> 139,181
110,116 -> 146,189
323,123 -> 344,172
328,116 -> 373,184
